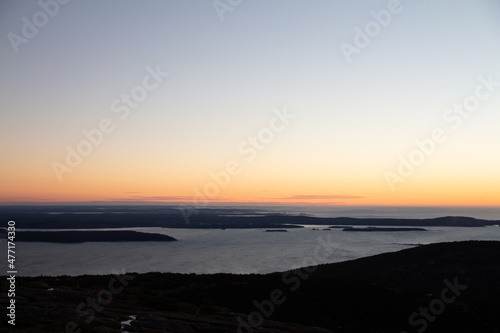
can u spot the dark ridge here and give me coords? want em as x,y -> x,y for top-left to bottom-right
311,240 -> 500,299
15,230 -> 177,243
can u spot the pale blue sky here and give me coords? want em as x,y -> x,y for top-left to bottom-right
1,0 -> 499,203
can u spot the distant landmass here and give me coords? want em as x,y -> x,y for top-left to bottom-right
0,205 -> 497,229
324,215 -> 496,227
15,230 -> 177,243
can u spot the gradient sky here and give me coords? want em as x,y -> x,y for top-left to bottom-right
1,0 -> 499,206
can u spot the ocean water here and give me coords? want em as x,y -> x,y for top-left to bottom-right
13,224 -> 500,277
235,205 -> 500,220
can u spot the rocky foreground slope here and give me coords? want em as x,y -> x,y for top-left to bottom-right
1,241 -> 499,333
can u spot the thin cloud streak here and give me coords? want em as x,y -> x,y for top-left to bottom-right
108,196 -> 229,202
277,195 -> 365,200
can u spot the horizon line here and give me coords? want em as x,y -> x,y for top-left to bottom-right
0,201 -> 499,208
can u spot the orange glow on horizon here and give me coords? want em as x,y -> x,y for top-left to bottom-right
1,154 -> 498,206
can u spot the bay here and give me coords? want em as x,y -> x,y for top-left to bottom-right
14,224 -> 500,276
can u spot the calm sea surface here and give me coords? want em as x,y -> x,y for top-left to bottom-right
10,206 -> 500,276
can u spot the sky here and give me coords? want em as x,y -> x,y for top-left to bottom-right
0,0 -> 499,206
